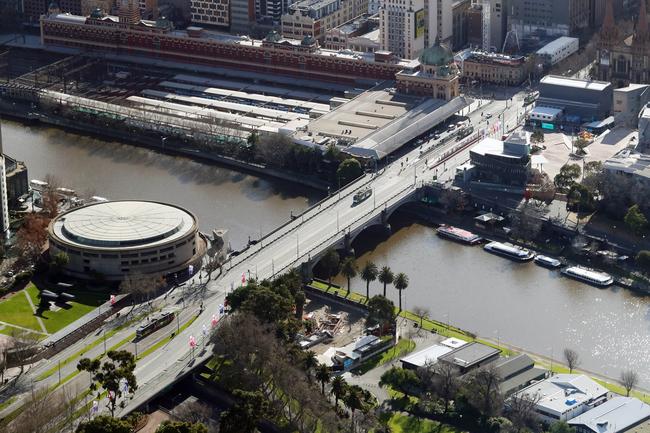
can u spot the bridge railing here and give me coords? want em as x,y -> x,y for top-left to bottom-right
227,172 -> 378,270
277,182 -> 416,275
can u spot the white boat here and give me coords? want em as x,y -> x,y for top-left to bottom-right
436,225 -> 482,245
483,241 -> 535,262
534,255 -> 562,269
90,196 -> 109,202
561,266 -> 613,287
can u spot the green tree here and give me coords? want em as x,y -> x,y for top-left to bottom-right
337,158 -> 363,186
219,390 -> 268,433
315,363 -> 330,395
548,421 -> 576,433
393,272 -> 409,312
360,261 -> 378,301
366,295 -> 396,332
637,250 -> 650,274
343,385 -> 367,433
330,375 -> 348,408
321,249 -> 340,286
241,286 -> 293,324
530,129 -> 544,144
324,143 -> 341,162
77,350 -> 137,417
247,131 -> 259,146
302,350 -> 318,378
378,266 -> 394,298
340,257 -> 357,296
554,163 -> 581,192
75,416 -> 133,433
51,251 -> 70,274
379,367 -> 420,398
294,289 -> 306,320
156,421 -> 208,433
625,204 -> 648,235
568,183 -> 596,212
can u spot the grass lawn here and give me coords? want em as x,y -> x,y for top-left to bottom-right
383,412 -> 467,433
31,285 -> 107,334
0,289 -> 42,332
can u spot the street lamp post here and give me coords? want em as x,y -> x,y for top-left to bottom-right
161,136 -> 168,151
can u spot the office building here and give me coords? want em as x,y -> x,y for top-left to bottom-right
281,0 -> 368,41
191,0 -> 229,27
0,124 -> 9,238
451,0 -> 470,50
324,15 -> 380,51
230,0 -> 256,33
469,130 -> 531,186
508,0 -> 591,40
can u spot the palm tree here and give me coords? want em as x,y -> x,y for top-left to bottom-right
321,248 -> 340,287
302,350 -> 318,381
343,385 -> 364,433
360,261 -> 378,302
315,363 -> 330,395
378,266 -> 394,297
393,272 -> 409,312
340,257 -> 357,296
330,375 -> 347,408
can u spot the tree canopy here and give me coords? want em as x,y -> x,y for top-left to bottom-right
337,158 -> 363,186
624,204 -> 648,235
156,421 -> 208,433
366,295 -> 396,329
75,416 -> 133,433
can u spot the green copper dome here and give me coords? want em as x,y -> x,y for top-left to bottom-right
419,39 -> 454,66
90,7 -> 104,18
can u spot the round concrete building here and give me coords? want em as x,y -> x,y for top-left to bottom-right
48,200 -> 204,281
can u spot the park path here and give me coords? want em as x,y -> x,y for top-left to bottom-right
0,320 -> 49,336
23,289 -> 48,334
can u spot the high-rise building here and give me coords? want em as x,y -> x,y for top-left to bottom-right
118,0 -> 141,23
508,0 -> 591,40
230,0 -> 256,33
466,0 -> 507,51
451,0 -> 470,50
190,0 -> 229,26
379,0 -> 437,58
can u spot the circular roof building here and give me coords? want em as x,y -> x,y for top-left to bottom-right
48,201 -> 204,281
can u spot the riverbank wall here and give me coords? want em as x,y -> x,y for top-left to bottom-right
0,100 -> 331,192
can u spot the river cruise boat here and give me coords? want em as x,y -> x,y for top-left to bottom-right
534,255 -> 562,269
483,241 -> 535,262
436,225 -> 482,245
561,266 -> 613,287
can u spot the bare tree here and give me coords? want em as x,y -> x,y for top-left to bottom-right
620,370 -> 638,397
463,364 -> 503,418
506,392 -> 542,433
412,306 -> 430,329
14,214 -> 50,265
173,399 -> 216,432
6,386 -> 71,433
7,329 -> 40,376
422,361 -> 461,413
119,273 -> 165,304
563,348 -> 581,374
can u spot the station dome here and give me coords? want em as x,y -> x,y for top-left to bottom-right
419,38 -> 454,67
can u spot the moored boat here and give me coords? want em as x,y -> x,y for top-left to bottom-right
483,241 -> 535,262
436,225 -> 482,245
561,266 -> 613,287
534,255 -> 562,269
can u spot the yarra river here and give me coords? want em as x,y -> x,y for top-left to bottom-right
5,120 -> 650,389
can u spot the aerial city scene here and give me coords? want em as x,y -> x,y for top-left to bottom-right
0,0 -> 650,431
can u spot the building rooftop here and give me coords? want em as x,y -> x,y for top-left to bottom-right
51,200 -> 196,249
536,36 -> 579,55
568,397 -> 650,433
614,83 -> 650,93
400,344 -> 453,368
466,51 -> 526,66
470,137 -> 529,159
438,342 -> 501,368
604,149 -> 650,180
540,75 -> 612,92
514,374 -> 608,417
493,354 -> 535,379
